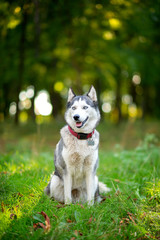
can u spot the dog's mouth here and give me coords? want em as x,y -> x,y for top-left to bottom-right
75,117 -> 89,128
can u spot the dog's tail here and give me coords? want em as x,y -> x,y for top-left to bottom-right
99,181 -> 111,194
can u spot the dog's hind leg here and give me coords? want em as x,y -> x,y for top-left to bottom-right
49,175 -> 64,203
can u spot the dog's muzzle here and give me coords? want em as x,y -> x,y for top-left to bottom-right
73,115 -> 89,128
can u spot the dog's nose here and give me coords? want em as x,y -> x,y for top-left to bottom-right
73,114 -> 80,121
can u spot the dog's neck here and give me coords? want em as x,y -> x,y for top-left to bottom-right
68,125 -> 94,140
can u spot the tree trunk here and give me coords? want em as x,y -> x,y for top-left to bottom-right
15,7 -> 28,124
49,89 -> 63,118
2,83 -> 10,119
34,0 -> 41,58
115,67 -> 122,124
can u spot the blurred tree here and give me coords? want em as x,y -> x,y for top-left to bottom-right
0,0 -> 160,123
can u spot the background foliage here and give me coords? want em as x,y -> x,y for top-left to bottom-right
0,0 -> 160,124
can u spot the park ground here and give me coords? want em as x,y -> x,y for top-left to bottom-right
0,120 -> 160,240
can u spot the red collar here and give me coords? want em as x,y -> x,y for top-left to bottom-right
68,125 -> 94,140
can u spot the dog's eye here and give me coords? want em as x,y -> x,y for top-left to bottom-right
83,106 -> 88,110
72,106 -> 76,110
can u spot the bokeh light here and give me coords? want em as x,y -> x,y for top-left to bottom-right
128,104 -> 137,118
122,94 -> 133,105
34,90 -> 53,116
132,74 -> 141,85
54,82 -> 64,92
26,86 -> 34,99
9,102 -> 17,115
109,18 -> 122,29
102,102 -> 112,113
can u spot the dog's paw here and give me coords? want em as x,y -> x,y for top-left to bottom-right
65,198 -> 72,205
87,199 -> 94,206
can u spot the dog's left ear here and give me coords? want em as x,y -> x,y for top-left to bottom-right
87,86 -> 97,102
67,88 -> 76,102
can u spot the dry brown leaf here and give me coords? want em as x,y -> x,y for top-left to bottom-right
39,211 -> 51,232
128,215 -> 136,225
88,217 -> 92,224
53,214 -> 58,219
114,179 -> 120,183
78,230 -> 83,236
17,192 -> 23,197
115,190 -> 121,196
55,204 -> 67,209
74,230 -> 78,236
33,223 -> 41,230
29,194 -> 34,197
33,211 -> 51,233
101,196 -> 106,203
70,237 -> 76,240
76,203 -> 84,209
1,202 -> 5,213
10,213 -> 17,219
127,212 -> 133,216
67,219 -> 73,223
133,198 -> 138,202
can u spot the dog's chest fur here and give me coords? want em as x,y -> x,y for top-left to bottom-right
60,126 -> 99,187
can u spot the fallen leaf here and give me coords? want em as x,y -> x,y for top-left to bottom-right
29,194 -> 34,197
128,215 -> 136,225
114,179 -> 120,183
127,212 -> 133,216
77,203 -> 84,209
12,192 -> 23,198
15,205 -> 19,211
39,211 -> 51,232
17,192 -> 23,197
33,211 -> 51,233
70,237 -> 76,240
33,223 -> 41,230
149,196 -> 154,201
10,213 -> 17,220
74,230 -> 78,236
0,171 -> 8,175
115,190 -> 121,196
78,230 -> 83,236
88,217 -> 92,224
53,214 -> 58,219
101,196 -> 106,203
133,198 -> 138,202
38,222 -> 47,229
1,202 -> 5,213
140,212 -> 146,219
55,204 -> 67,209
67,219 -> 73,223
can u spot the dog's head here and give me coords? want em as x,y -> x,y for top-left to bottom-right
65,86 -> 100,133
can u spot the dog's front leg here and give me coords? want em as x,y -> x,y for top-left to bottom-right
86,172 -> 95,205
63,173 -> 72,204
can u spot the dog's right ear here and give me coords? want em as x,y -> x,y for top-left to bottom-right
67,88 -> 76,102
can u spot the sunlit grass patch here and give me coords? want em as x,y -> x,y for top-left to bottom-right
137,181 -> 160,239
0,151 -> 52,237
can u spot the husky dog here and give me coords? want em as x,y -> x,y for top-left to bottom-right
45,86 -> 109,205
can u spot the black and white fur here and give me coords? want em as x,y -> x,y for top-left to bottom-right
45,86 -> 110,205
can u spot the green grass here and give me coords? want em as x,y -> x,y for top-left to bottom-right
0,122 -> 160,239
